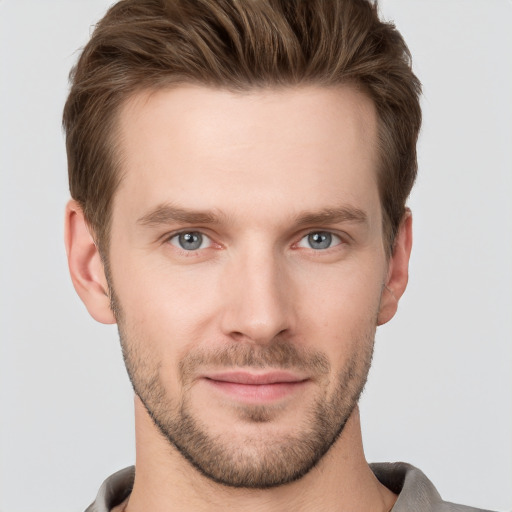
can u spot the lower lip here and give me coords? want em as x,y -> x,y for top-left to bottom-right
204,379 -> 308,403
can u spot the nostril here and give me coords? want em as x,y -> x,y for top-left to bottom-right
230,331 -> 245,342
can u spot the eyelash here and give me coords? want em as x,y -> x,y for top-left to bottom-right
167,231 -> 215,253
295,231 -> 343,251
165,229 -> 347,255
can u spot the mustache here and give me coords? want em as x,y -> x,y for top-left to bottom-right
178,339 -> 330,381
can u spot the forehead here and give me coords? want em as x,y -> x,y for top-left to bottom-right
113,84 -> 380,230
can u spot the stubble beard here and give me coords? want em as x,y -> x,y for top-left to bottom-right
117,324 -> 375,490
109,275 -> 376,489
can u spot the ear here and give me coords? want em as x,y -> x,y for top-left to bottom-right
377,210 -> 413,326
64,200 -> 116,324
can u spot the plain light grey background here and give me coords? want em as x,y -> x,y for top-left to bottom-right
0,1 -> 511,511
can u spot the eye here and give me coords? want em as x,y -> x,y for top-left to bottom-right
169,231 -> 211,251
297,231 -> 342,250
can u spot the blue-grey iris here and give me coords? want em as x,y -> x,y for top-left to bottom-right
179,232 -> 203,250
308,232 -> 332,250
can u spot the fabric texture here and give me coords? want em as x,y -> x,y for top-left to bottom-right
85,462 -> 495,511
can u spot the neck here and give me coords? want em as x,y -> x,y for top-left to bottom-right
122,398 -> 396,512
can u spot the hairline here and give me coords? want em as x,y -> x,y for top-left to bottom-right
93,79 -> 399,265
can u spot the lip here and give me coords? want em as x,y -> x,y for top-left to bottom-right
204,370 -> 308,385
201,371 -> 309,403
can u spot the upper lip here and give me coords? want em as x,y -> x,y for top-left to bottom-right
203,371 -> 309,385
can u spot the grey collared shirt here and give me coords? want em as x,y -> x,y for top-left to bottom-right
85,462 -> 495,511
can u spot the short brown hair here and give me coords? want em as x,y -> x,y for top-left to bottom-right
63,0 -> 421,256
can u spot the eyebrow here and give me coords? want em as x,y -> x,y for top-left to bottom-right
294,206 -> 368,227
137,203 -> 220,226
137,203 -> 367,228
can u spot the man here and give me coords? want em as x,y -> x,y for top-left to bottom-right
62,0 -> 494,511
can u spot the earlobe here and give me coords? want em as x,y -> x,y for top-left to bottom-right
64,200 -> 116,325
377,210 -> 413,326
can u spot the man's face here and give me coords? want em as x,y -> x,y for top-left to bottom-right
108,85 -> 390,488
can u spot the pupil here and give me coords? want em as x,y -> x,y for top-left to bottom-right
179,232 -> 202,250
309,232 -> 331,250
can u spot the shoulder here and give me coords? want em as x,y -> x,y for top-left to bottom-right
370,462 -> 496,512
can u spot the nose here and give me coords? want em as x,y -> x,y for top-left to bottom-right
219,246 -> 295,345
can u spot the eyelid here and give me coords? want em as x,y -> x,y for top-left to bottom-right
161,228 -> 348,252
168,231 -> 212,250
294,230 -> 346,250
164,227 -> 232,257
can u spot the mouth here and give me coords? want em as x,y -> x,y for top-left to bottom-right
201,371 -> 310,403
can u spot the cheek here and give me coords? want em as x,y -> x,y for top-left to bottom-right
110,241 -> 386,371
296,261 -> 384,352
111,255 -> 224,361
302,256 -> 384,307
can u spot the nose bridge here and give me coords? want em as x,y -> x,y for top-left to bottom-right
220,239 -> 293,344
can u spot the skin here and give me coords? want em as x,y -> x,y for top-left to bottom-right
65,85 -> 412,511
